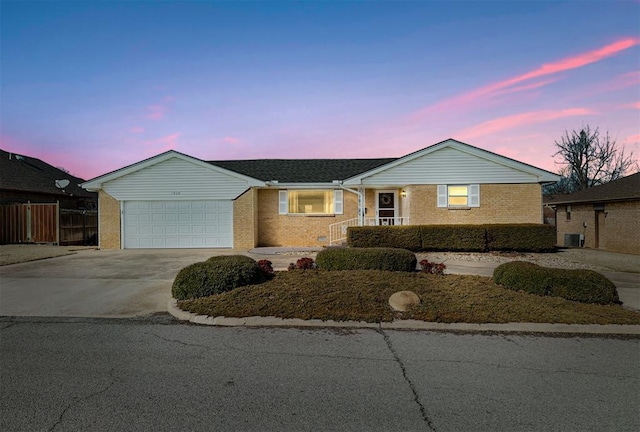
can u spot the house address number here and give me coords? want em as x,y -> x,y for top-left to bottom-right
170,191 -> 181,195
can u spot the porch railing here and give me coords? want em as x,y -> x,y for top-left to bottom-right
328,218 -> 359,246
328,217 -> 410,245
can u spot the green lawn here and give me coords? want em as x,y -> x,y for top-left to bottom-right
178,270 -> 640,325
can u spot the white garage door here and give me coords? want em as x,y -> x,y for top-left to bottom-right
123,200 -> 233,248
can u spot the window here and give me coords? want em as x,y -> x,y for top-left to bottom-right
566,205 -> 571,221
437,184 -> 480,208
448,186 -> 469,206
279,190 -> 343,215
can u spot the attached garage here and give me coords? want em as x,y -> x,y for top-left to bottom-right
123,200 -> 233,248
81,151 -> 263,249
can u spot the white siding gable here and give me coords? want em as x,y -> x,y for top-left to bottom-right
103,156 -> 251,201
361,146 -> 539,185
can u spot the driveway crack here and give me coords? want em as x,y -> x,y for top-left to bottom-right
378,329 -> 437,431
48,367 -> 117,431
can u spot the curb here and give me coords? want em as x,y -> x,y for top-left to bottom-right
167,300 -> 640,335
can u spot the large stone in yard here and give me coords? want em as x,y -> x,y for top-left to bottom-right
388,291 -> 421,312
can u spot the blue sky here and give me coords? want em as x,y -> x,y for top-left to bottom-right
1,0 -> 639,179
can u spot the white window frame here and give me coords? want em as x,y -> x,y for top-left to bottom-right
437,184 -> 480,208
278,190 -> 343,215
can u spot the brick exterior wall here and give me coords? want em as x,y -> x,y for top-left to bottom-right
98,191 -> 121,249
556,200 -> 639,254
405,184 -> 542,225
233,188 -> 258,249
257,189 -> 359,247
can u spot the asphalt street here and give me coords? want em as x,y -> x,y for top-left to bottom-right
1,316 -> 638,432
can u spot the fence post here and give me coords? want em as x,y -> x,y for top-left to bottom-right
26,201 -> 32,242
56,201 -> 60,245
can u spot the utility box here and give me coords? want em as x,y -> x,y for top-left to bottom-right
564,233 -> 583,247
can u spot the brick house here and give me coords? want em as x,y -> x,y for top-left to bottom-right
547,173 -> 640,255
81,139 -> 559,249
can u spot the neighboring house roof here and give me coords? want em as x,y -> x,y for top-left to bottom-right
0,148 -> 95,198
546,172 -> 640,205
210,158 -> 396,183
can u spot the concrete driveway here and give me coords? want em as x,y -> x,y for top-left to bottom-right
0,249 -> 249,317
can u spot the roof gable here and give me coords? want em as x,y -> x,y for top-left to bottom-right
82,150 -> 264,190
343,139 -> 560,185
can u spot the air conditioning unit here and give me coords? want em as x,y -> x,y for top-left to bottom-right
564,233 -> 583,247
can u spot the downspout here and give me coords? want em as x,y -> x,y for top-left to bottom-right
334,181 -> 364,226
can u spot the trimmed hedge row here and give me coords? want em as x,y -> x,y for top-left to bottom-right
316,247 -> 417,272
172,255 -> 265,300
347,224 -> 556,252
493,261 -> 619,304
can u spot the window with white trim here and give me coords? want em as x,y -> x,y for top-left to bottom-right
278,190 -> 343,215
437,184 -> 480,208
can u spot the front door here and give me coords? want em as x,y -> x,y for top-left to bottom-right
377,191 -> 396,225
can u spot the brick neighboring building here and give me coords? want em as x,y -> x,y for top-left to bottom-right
547,173 -> 640,255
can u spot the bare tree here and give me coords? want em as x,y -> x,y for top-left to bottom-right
552,126 -> 637,193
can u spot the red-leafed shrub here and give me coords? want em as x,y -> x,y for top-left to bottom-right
419,259 -> 446,275
295,257 -> 316,270
287,258 -> 316,270
257,259 -> 274,276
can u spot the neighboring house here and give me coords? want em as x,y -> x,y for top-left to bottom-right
547,173 -> 640,255
0,148 -> 98,245
81,139 -> 559,249
0,149 -> 97,209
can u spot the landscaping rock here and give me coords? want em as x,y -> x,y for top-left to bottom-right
389,291 -> 421,311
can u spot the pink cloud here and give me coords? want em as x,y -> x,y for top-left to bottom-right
130,126 -> 145,133
620,102 -> 640,109
143,132 -> 180,153
457,108 -> 595,140
146,105 -> 166,120
412,37 -> 639,120
144,96 -> 175,120
222,136 -> 242,144
624,133 -> 640,143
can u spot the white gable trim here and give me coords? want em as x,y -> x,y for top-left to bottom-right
81,150 -> 264,191
343,139 -> 560,185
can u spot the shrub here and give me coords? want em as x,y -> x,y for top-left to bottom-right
347,224 -> 556,252
316,247 -> 417,272
493,261 -> 619,304
172,256 -> 264,300
486,224 -> 556,252
296,257 -> 316,270
287,258 -> 316,270
420,225 -> 486,251
419,259 -> 446,275
257,259 -> 274,276
348,226 -> 422,251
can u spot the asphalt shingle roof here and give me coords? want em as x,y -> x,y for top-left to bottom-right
0,149 -> 95,198
546,172 -> 640,205
209,158 -> 397,183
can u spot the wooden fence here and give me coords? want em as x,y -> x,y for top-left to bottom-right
0,202 -> 97,245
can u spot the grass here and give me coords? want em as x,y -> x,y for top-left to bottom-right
178,270 -> 640,325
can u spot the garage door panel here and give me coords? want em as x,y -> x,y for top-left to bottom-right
124,200 -> 233,248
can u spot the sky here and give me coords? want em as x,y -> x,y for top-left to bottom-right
1,0 -> 639,181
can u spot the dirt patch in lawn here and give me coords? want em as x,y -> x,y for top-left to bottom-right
0,244 -> 96,266
179,270 -> 640,325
